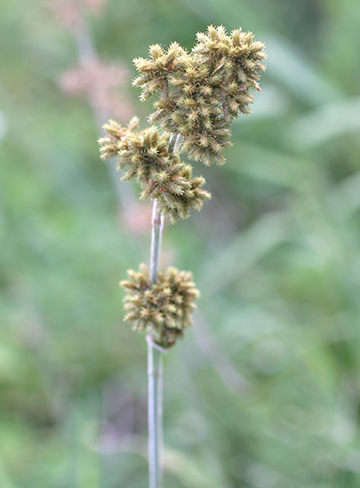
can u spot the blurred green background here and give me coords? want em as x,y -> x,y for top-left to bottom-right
1,0 -> 360,486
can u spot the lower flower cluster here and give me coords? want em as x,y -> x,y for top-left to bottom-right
120,264 -> 199,348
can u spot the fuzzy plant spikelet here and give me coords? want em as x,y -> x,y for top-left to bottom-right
99,117 -> 211,222
121,264 -> 199,348
133,42 -> 188,102
133,25 -> 266,165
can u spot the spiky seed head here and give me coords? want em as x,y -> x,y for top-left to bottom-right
121,264 -> 199,348
99,119 -> 211,221
132,25 -> 266,166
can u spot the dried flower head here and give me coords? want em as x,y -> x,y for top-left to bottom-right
99,118 -> 211,222
133,25 -> 266,166
121,264 -> 199,348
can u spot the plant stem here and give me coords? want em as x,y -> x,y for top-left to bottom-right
149,199 -> 164,284
147,334 -> 163,488
148,198 -> 164,488
73,15 -> 134,211
147,133 -> 178,488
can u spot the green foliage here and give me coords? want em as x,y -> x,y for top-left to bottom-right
1,0 -> 360,487
121,264 -> 199,348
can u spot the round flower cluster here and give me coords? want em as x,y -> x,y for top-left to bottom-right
121,264 -> 199,348
99,117 -> 210,222
133,25 -> 266,165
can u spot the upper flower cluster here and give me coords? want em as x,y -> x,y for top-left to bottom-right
99,118 -> 210,222
121,264 -> 199,348
133,25 -> 266,165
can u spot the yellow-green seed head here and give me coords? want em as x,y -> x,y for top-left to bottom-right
121,264 -> 199,348
99,119 -> 211,222
133,25 -> 266,166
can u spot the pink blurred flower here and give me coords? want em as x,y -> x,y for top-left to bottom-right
120,201 -> 153,236
59,59 -> 134,121
48,0 -> 105,30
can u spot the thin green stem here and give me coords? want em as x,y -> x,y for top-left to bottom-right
148,198 -> 164,488
147,133 -> 178,488
149,199 -> 164,284
73,15 -> 135,211
147,335 -> 163,488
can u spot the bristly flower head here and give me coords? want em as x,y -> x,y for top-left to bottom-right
133,42 -> 188,102
99,118 -> 210,222
121,264 -> 199,348
133,25 -> 266,166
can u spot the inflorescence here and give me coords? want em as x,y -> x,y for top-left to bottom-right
133,25 -> 266,165
99,117 -> 211,222
99,25 -> 265,345
121,264 -> 199,348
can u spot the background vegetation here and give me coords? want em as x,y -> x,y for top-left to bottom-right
1,0 -> 360,486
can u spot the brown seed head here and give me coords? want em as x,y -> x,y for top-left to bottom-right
121,264 -> 199,348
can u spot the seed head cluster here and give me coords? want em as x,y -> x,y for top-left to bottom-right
99,117 -> 210,222
99,25 -> 265,347
121,264 -> 199,348
133,25 -> 266,165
